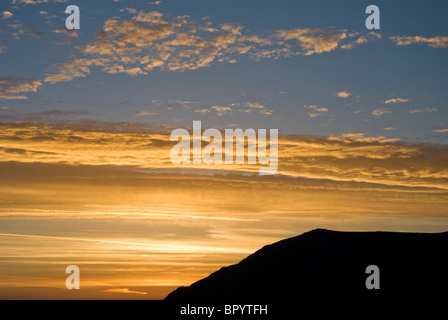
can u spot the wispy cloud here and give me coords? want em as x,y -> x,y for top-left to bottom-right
330,132 -> 400,143
372,108 -> 391,117
384,97 -> 409,104
1,11 -> 13,20
276,30 -> 380,56
409,107 -> 437,114
276,28 -> 346,55
246,102 -> 265,109
260,109 -> 274,115
134,110 -> 158,117
341,32 -> 382,49
391,35 -> 448,48
336,91 -> 351,98
238,102 -> 273,116
0,77 -> 42,100
44,11 -> 380,84
304,104 -> 328,118
211,106 -> 232,116
53,26 -> 78,44
0,122 -> 447,189
119,8 -> 137,14
194,108 -> 211,114
103,288 -> 147,295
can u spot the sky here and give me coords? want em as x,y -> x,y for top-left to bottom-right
0,0 -> 447,299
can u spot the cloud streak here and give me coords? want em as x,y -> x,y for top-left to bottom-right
384,97 -> 409,104
372,108 -> 391,117
391,35 -> 448,48
1,122 -> 446,189
410,108 -> 437,114
0,77 -> 42,100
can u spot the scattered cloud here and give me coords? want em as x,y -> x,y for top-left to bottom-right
372,108 -> 391,117
45,11 -> 245,81
383,127 -> 396,131
246,102 -> 265,109
53,26 -> 78,44
0,77 -> 42,100
260,109 -> 274,115
119,8 -> 137,14
409,107 -> 437,114
336,91 -> 351,98
1,11 -> 13,20
194,108 -> 211,114
44,11 -> 379,84
341,32 -> 382,50
0,106 -> 9,110
275,29 -> 380,56
134,110 -> 158,117
237,102 -> 274,116
304,104 -> 328,117
211,106 -> 232,116
384,97 -> 409,104
391,35 -> 448,48
331,133 -> 400,143
39,11 -> 48,15
277,28 -> 347,55
432,129 -> 448,133
45,58 -> 99,84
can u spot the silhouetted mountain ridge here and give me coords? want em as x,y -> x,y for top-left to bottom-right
166,229 -> 448,300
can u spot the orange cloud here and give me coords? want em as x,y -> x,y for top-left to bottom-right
384,97 -> 409,104
211,106 -> 232,116
304,104 -> 328,117
1,11 -> 13,20
1,122 -> 446,189
336,91 -> 351,98
277,28 -> 347,55
391,35 -> 448,48
103,288 -> 147,295
44,11 -> 380,84
372,108 -> 391,117
0,77 -> 42,100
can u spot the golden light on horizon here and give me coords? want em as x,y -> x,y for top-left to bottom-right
0,123 -> 447,298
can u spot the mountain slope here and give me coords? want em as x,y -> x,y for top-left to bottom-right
165,229 -> 448,300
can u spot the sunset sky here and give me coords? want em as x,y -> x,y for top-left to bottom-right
0,0 -> 447,299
